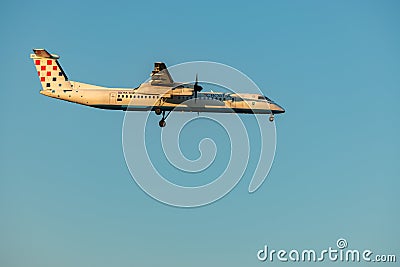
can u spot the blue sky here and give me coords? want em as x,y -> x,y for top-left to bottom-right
0,0 -> 399,266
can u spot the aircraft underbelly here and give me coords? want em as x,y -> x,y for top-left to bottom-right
90,103 -> 271,114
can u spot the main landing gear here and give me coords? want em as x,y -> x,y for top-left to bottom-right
155,108 -> 170,127
155,107 -> 162,115
159,119 -> 166,127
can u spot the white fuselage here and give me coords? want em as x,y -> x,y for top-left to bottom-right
40,81 -> 285,114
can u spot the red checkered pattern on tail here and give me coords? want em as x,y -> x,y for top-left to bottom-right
31,52 -> 70,91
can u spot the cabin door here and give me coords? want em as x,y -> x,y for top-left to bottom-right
109,92 -> 116,104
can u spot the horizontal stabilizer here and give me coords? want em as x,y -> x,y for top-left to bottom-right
33,49 -> 60,59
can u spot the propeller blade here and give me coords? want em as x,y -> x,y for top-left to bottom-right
193,74 -> 202,102
193,73 -> 203,92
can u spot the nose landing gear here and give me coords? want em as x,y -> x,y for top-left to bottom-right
269,114 -> 274,122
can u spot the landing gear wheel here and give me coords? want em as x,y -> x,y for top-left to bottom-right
155,108 -> 162,115
269,115 -> 274,122
159,119 -> 166,128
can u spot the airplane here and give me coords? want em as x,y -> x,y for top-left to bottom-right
31,49 -> 285,127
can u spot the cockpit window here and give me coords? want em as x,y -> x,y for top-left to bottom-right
258,95 -> 272,101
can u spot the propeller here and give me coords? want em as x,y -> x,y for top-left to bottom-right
193,73 -> 203,99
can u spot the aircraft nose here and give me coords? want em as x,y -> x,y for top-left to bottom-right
271,103 -> 285,113
276,104 -> 285,113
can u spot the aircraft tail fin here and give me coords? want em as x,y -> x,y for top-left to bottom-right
30,49 -> 71,91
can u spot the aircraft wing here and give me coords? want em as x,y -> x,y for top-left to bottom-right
150,62 -> 174,85
138,62 -> 193,96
